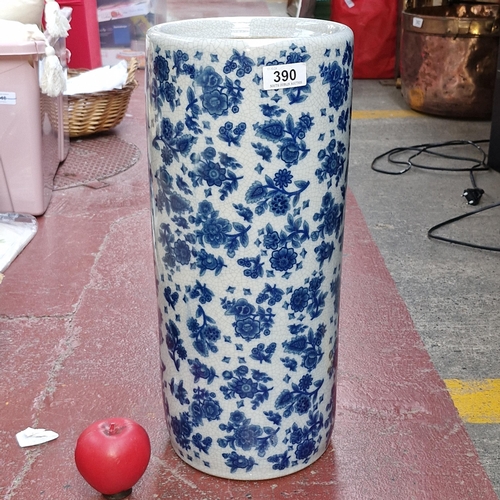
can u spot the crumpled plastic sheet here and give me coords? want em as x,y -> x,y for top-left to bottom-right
64,59 -> 129,95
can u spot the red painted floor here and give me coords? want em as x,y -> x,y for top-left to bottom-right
0,73 -> 497,499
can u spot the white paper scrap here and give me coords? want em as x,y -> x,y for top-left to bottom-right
16,427 -> 59,448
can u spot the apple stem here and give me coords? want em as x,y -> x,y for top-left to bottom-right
109,423 -> 116,435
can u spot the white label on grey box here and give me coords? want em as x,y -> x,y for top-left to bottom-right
0,92 -> 16,105
262,63 -> 307,91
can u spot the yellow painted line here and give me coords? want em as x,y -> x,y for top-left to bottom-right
444,379 -> 500,424
352,109 -> 423,120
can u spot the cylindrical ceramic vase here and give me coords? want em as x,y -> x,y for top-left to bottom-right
146,17 -> 353,480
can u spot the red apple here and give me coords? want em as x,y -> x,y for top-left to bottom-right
75,417 -> 151,499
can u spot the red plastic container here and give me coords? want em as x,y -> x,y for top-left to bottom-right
59,0 -> 102,69
331,0 -> 397,79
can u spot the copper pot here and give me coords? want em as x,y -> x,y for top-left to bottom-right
400,4 -> 500,119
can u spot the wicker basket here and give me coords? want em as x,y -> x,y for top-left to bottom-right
67,58 -> 139,138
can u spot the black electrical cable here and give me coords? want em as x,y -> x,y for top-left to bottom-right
371,139 -> 489,176
371,140 -> 489,204
371,139 -> 500,252
427,201 -> 500,252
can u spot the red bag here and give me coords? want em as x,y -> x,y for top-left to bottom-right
331,0 -> 397,79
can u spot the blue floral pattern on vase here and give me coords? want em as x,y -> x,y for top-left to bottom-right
147,17 -> 353,480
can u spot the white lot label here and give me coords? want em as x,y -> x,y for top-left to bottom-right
262,63 -> 307,91
413,17 -> 424,28
0,92 -> 16,105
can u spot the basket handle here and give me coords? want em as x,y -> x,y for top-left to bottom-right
126,58 -> 139,86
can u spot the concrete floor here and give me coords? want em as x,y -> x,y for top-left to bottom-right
1,0 -> 500,498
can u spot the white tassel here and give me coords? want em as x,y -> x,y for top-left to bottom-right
40,46 -> 66,97
44,0 -> 70,39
